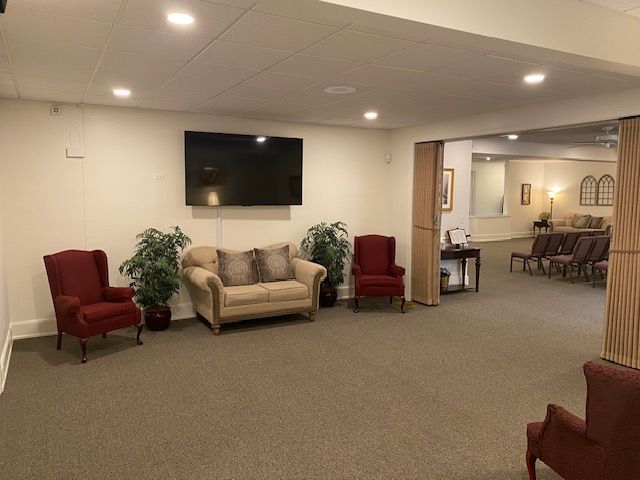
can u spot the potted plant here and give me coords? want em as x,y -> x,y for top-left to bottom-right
301,221 -> 351,308
119,226 -> 191,331
539,211 -> 551,222
440,267 -> 451,292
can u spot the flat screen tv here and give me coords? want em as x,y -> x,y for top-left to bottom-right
184,131 -> 303,206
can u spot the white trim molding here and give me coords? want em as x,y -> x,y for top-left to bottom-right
1,327 -> 12,395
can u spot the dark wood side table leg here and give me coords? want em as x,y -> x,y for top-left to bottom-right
475,255 -> 481,292
461,258 -> 467,289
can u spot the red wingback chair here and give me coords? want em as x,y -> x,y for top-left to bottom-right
352,235 -> 405,313
43,249 -> 143,363
526,361 -> 640,480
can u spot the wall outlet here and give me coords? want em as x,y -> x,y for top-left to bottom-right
154,173 -> 165,181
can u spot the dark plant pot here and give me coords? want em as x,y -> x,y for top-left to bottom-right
319,287 -> 338,308
440,275 -> 450,292
145,306 -> 172,331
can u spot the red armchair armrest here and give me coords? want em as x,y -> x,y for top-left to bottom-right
539,404 -> 605,480
352,264 -> 362,276
389,264 -> 405,277
102,287 -> 135,302
54,295 -> 81,319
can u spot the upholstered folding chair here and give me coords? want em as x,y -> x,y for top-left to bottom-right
558,232 -> 584,255
352,235 -> 405,313
526,361 -> 640,480
540,232 -> 564,274
511,234 -> 550,275
587,236 -> 610,265
548,236 -> 595,282
592,260 -> 609,288
43,249 -> 143,363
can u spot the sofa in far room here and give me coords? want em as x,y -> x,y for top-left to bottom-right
549,212 -> 613,235
181,242 -> 326,335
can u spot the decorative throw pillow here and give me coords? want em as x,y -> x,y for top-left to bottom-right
216,249 -> 256,287
588,216 -> 604,229
572,214 -> 591,229
254,245 -> 294,282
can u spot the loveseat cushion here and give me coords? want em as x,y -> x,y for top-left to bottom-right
258,280 -> 308,302
217,249 -> 256,287
224,284 -> 269,307
588,216 -> 604,229
572,214 -> 591,229
80,302 -> 137,324
254,245 -> 294,282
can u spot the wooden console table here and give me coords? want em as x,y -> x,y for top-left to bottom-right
440,247 -> 481,294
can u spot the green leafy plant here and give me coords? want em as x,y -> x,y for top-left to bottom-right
119,226 -> 192,309
440,267 -> 451,277
301,221 -> 351,289
539,211 -> 551,221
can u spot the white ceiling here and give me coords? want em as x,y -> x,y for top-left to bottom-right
1,0 -> 640,129
581,0 -> 640,16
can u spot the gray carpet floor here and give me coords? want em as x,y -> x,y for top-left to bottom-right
0,239 -> 613,479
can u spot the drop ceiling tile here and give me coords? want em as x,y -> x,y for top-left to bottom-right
628,6 -> 640,15
191,94 -> 267,113
545,73 -> 640,96
307,80 -> 377,97
485,65 -> 584,88
249,102 -> 314,116
270,54 -> 361,79
2,8 -> 111,49
224,84 -> 289,100
202,0 -> 254,7
196,41 -> 291,69
0,56 -> 9,72
242,71 -> 319,92
220,12 -> 337,52
434,55 -> 540,81
9,40 -> 100,82
0,72 -> 13,86
119,0 -> 244,39
304,30 -> 415,63
15,74 -> 86,93
252,0 -> 353,27
0,85 -> 18,98
376,43 -> 479,72
330,65 -> 422,88
157,62 -> 258,96
279,90 -> 342,107
88,50 -> 185,96
348,15 -> 440,42
9,0 -> 123,22
108,25 -> 211,60
20,88 -> 83,103
83,93 -> 141,107
138,93 -> 212,111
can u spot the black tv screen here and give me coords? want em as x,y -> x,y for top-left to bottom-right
185,131 -> 303,206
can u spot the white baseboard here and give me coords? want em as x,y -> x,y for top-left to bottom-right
470,231 -> 533,242
1,327 -> 12,394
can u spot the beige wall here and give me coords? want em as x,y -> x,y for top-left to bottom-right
0,99 -> 391,332
0,196 -> 10,391
505,160 -> 545,236
472,159 -> 505,216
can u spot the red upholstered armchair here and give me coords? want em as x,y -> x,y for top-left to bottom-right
43,249 -> 143,363
526,361 -> 640,480
352,235 -> 405,313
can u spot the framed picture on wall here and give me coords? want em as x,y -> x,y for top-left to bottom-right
442,168 -> 455,212
521,183 -> 531,205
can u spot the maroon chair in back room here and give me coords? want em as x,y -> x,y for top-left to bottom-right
526,361 -> 640,480
43,249 -> 143,363
352,235 -> 405,313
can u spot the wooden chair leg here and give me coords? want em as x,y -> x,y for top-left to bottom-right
353,296 -> 359,313
57,331 -> 62,350
79,338 -> 88,363
526,449 -> 537,480
389,296 -> 393,304
400,297 -> 406,314
510,257 -> 513,272
308,311 -> 316,322
102,332 -> 107,339
136,324 -> 143,345
212,324 -> 221,335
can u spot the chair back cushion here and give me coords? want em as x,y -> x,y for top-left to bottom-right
560,232 -> 581,254
584,362 -> 640,478
43,250 -> 104,305
587,236 -> 610,263
355,235 -> 394,275
544,233 -> 565,256
572,236 -> 595,262
531,234 -> 550,255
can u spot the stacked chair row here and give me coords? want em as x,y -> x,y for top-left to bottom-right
511,231 -> 610,284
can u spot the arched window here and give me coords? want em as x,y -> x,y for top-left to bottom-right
597,174 -> 615,206
580,175 -> 597,205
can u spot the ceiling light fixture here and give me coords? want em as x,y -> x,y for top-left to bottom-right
524,73 -> 545,84
256,136 -> 266,143
507,134 -> 519,140
112,88 -> 131,97
323,86 -> 357,95
486,156 -> 491,161
364,111 -> 378,120
168,12 -> 194,25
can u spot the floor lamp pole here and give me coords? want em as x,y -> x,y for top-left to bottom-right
550,198 -> 554,219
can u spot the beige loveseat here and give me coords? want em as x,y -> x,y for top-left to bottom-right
181,242 -> 326,335
550,212 -> 613,234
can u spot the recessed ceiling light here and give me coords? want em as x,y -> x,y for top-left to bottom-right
486,156 -> 491,161
112,88 -> 131,97
364,111 -> 378,120
256,136 -> 266,143
507,134 -> 519,140
168,12 -> 194,25
323,86 -> 357,95
524,73 -> 545,84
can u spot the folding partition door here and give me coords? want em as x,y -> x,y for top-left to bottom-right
602,116 -> 640,369
411,142 -> 443,305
